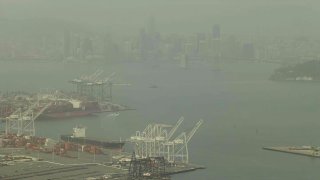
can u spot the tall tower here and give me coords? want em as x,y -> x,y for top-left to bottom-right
212,24 -> 221,40
63,29 -> 71,58
211,24 -> 221,69
242,42 -> 255,60
82,37 -> 93,58
147,16 -> 156,36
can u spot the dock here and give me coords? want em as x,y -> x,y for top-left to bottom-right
0,148 -> 125,180
263,146 -> 320,157
0,148 -> 205,179
165,163 -> 206,175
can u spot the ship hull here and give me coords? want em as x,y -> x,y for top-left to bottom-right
40,111 -> 93,119
60,135 -> 125,150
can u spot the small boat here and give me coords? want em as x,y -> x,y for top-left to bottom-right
149,84 -> 158,88
107,112 -> 120,117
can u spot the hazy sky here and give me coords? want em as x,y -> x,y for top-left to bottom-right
0,0 -> 319,37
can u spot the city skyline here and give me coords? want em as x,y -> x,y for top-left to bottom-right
1,0 -> 319,37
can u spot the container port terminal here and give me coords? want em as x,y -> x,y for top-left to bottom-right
0,70 -> 133,121
0,116 -> 205,179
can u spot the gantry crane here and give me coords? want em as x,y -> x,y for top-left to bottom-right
5,101 -> 51,136
129,117 -> 203,164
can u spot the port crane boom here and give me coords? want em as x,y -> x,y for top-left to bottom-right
167,116 -> 184,140
89,69 -> 104,81
5,101 -> 52,136
186,119 -> 203,143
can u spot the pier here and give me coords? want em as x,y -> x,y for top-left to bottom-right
263,146 -> 320,158
0,147 -> 205,179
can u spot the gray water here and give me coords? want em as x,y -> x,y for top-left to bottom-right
1,60 -> 320,180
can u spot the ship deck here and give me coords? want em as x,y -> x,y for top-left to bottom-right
61,134 -> 125,143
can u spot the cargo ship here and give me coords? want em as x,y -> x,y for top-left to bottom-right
39,99 -> 131,119
60,126 -> 125,150
40,99 -> 100,119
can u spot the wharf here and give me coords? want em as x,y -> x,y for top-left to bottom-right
263,146 -> 320,157
0,148 -> 125,180
0,148 -> 204,179
165,163 -> 206,175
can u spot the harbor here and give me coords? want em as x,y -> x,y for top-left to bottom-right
0,141 -> 205,179
0,70 -> 133,121
3,59 -> 318,179
0,69 -> 206,179
0,148 -> 125,180
0,148 -> 126,180
0,111 -> 205,179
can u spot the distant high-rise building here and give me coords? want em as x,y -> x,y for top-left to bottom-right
139,28 -> 148,59
82,37 -> 93,58
222,35 -> 240,60
183,42 -> 193,54
124,40 -> 132,54
212,24 -> 221,40
196,33 -> 206,53
147,16 -> 155,36
63,29 -> 71,58
73,34 -> 81,57
242,42 -> 255,60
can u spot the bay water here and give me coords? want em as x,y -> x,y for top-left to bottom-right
1,60 -> 320,180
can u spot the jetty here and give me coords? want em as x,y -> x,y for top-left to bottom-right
263,146 -> 320,157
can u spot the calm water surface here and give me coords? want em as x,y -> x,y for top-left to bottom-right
1,60 -> 320,180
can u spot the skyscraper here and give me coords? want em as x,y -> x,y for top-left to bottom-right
242,42 -> 255,60
212,24 -> 221,40
82,37 -> 93,58
211,24 -> 221,61
147,16 -> 155,36
63,29 -> 71,58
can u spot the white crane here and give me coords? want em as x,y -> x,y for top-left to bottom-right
167,116 -> 184,140
129,117 -> 203,164
88,69 -> 104,81
5,101 -> 52,136
171,119 -> 203,163
186,119 -> 203,143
